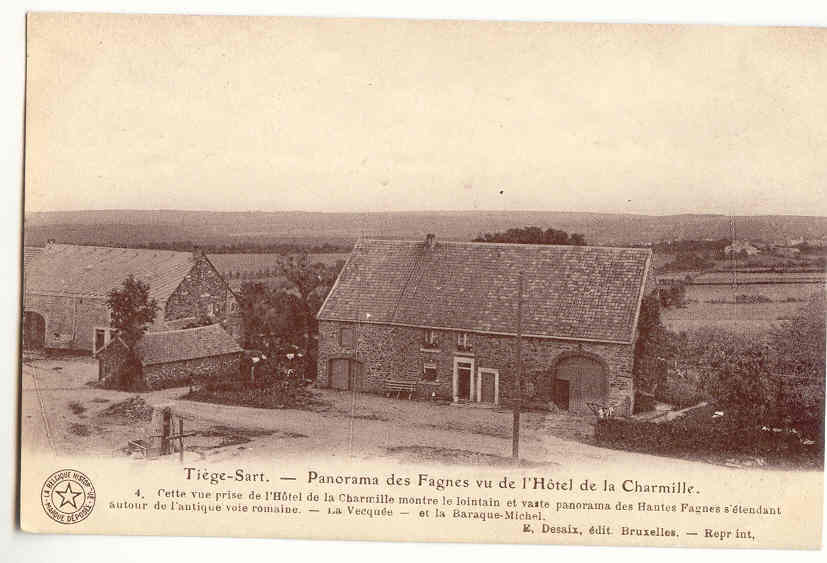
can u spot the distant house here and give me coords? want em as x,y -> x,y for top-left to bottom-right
97,324 -> 242,389
22,242 -> 242,353
317,236 -> 654,416
724,240 -> 760,256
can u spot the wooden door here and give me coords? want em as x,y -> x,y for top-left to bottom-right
456,361 -> 472,400
552,379 -> 570,410
23,311 -> 45,350
554,355 -> 607,414
329,359 -> 362,391
330,358 -> 350,390
480,371 -> 496,403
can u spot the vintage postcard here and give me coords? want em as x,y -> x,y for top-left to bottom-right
19,13 -> 825,548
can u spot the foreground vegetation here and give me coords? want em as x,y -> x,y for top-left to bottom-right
183,372 -> 327,410
626,293 -> 825,468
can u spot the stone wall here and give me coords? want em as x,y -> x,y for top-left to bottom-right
318,321 -> 635,415
23,294 -> 109,351
142,352 -> 241,389
165,255 -> 238,325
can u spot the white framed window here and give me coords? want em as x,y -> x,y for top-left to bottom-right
423,329 -> 439,349
456,332 -> 472,352
92,327 -> 113,355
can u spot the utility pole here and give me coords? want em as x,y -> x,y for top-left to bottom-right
512,273 -> 523,461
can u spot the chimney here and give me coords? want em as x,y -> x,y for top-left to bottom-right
424,233 -> 436,249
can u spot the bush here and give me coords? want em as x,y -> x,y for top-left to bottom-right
655,377 -> 708,408
734,294 -> 772,304
633,392 -> 657,413
595,408 -> 822,467
184,371 -> 324,410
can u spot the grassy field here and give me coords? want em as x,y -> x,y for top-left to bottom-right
662,281 -> 823,333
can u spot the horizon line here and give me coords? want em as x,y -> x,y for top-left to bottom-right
24,208 -> 827,219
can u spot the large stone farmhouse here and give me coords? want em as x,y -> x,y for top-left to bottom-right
97,324 -> 243,389
23,242 -> 242,353
317,236 -> 654,416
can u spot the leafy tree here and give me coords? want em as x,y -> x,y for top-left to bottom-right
239,282 -> 305,351
277,255 -> 340,377
106,275 -> 160,347
660,251 -> 714,273
473,226 -> 586,246
633,294 -> 677,394
658,282 -> 686,308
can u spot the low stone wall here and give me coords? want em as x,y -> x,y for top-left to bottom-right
143,353 -> 241,389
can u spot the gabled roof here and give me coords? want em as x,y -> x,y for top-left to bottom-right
135,324 -> 242,366
317,239 -> 652,344
23,244 -> 196,302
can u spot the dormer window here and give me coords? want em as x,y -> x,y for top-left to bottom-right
456,332 -> 472,352
423,329 -> 439,349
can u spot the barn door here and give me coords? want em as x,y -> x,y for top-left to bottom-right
480,371 -> 496,403
554,355 -> 607,414
22,311 -> 45,350
329,359 -> 363,391
330,358 -> 350,390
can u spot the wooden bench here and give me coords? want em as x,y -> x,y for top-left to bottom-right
384,380 -> 417,400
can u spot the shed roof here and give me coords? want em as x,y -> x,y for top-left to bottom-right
23,244 -> 196,301
317,239 -> 652,344
135,324 -> 242,366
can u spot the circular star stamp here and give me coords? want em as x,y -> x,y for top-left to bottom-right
41,469 -> 96,524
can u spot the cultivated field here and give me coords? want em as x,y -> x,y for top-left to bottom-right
661,281 -> 824,333
692,271 -> 825,284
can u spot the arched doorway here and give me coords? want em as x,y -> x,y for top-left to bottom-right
551,354 -> 608,414
22,311 -> 46,350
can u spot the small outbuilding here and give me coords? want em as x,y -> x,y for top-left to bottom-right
97,324 -> 243,390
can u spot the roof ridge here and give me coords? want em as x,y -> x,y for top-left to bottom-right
144,323 -> 225,336
48,243 -> 192,256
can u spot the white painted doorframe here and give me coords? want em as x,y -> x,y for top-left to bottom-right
476,367 -> 500,405
452,356 -> 475,402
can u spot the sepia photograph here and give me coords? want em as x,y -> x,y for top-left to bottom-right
15,9 -> 826,550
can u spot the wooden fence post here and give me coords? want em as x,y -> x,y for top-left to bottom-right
179,417 -> 184,462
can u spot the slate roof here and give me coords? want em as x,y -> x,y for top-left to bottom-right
317,239 -> 652,344
134,324 -> 242,366
23,244 -> 196,302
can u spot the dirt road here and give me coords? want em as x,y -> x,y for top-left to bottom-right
20,363 -> 55,455
20,357 -> 717,470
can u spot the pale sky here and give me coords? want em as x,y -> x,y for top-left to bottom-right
25,14 -> 827,215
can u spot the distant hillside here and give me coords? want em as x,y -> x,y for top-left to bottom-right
23,210 -> 827,248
